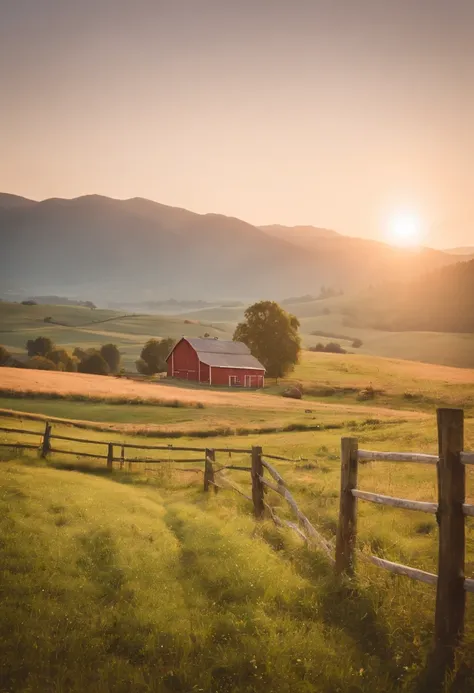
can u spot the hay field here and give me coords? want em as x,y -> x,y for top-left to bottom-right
0,366 -> 427,420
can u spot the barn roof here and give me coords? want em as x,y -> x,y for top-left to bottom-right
169,338 -> 265,371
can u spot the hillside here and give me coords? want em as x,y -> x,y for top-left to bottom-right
0,193 -> 466,304
350,259 -> 474,333
260,224 -> 341,242
0,301 -> 232,371
445,247 -> 474,256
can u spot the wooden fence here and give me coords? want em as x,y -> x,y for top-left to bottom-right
335,408 -> 474,685
1,407 -> 473,685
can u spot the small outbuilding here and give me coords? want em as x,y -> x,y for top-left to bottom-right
166,337 -> 265,388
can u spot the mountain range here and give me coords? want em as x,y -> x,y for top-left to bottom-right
0,193 -> 470,303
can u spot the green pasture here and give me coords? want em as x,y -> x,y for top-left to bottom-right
2,299 -> 474,372
1,407 -> 473,692
0,301 -> 231,370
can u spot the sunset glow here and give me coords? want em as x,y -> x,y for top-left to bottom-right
386,213 -> 423,248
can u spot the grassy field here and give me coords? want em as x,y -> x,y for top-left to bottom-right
1,414 -> 473,692
0,301 -> 232,371
1,350 -> 473,691
2,298 -> 474,370
179,296 -> 474,369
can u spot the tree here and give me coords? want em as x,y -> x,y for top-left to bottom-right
0,345 -> 12,366
100,344 -> 121,374
233,301 -> 301,378
78,351 -> 109,375
47,348 -> 76,372
310,342 -> 347,354
137,337 -> 176,375
26,336 -> 54,357
27,355 -> 58,370
73,347 -> 88,362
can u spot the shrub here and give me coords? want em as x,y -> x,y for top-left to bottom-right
78,351 -> 109,375
282,386 -> 302,400
352,338 -> 363,348
310,342 -> 347,354
100,344 -> 121,374
47,348 -> 76,372
26,355 -> 58,371
21,300 -> 37,305
357,385 -> 375,401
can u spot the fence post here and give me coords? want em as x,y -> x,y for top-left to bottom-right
204,448 -> 216,492
107,443 -> 114,470
41,422 -> 52,458
120,445 -> 125,470
335,437 -> 359,576
251,446 -> 264,518
431,408 -> 465,682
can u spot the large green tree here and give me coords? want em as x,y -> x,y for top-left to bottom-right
136,337 -> 175,375
100,344 -> 121,374
233,301 -> 301,378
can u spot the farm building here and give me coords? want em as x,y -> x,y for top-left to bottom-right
167,337 -> 265,387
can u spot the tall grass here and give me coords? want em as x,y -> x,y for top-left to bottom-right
1,450 -> 473,692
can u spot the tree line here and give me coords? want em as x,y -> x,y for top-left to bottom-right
0,336 -> 178,377
1,301 -> 306,380
0,337 -> 122,375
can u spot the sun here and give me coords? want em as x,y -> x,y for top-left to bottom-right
386,212 -> 423,248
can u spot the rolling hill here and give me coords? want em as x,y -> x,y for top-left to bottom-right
0,193 -> 467,304
445,246 -> 474,256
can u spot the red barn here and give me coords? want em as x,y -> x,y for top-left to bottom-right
167,338 -> 265,388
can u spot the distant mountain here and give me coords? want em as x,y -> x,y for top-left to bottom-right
0,193 -> 467,303
260,224 -> 340,246
0,193 -> 38,209
353,259 -> 474,333
445,246 -> 474,256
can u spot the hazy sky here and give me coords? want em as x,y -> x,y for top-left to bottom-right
1,0 -> 473,248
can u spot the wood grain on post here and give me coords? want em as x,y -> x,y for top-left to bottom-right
335,437 -> 359,576
251,446 -> 265,518
41,422 -> 52,458
107,443 -> 113,470
204,448 -> 216,492
432,408 -> 466,680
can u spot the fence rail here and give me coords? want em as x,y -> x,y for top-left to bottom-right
352,489 -> 438,514
358,449 -> 438,464
1,409 -> 472,690
461,451 -> 474,465
336,408 -> 473,689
